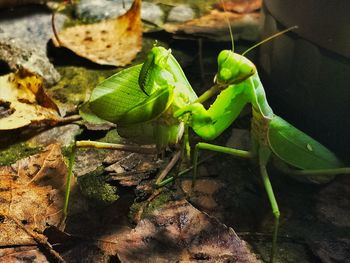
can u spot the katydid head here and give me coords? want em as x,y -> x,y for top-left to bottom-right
151,46 -> 171,67
139,46 -> 172,96
215,50 -> 256,85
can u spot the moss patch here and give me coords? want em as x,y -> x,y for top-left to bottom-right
0,142 -> 42,166
78,166 -> 119,204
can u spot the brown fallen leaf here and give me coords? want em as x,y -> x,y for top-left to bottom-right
0,144 -> 66,246
214,0 -> 262,14
53,0 -> 142,66
163,9 -> 260,41
117,200 -> 260,262
0,69 -> 61,130
106,152 -> 161,187
0,246 -> 49,263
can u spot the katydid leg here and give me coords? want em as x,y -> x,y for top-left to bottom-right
64,144 -> 76,217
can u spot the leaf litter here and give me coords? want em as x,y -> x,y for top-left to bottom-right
0,144 -> 68,262
0,1 -> 275,261
117,199 -> 260,262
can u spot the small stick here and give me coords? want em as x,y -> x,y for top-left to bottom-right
157,154 -> 215,187
9,215 -> 66,263
155,150 -> 181,185
51,11 -> 62,47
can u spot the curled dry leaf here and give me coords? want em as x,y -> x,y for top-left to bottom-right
117,200 -> 260,262
0,144 -> 66,246
0,69 -> 60,130
214,0 -> 262,14
53,0 -> 142,66
163,7 -> 260,41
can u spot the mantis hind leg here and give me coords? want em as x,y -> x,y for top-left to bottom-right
259,148 -> 280,263
193,142 -> 252,186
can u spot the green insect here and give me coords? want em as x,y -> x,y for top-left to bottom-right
174,47 -> 350,262
82,46 -> 197,152
64,46 -> 200,216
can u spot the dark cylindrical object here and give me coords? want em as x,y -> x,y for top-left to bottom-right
259,0 -> 350,161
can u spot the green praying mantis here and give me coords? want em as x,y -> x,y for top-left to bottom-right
67,34 -> 350,263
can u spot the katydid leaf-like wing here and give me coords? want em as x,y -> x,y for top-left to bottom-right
118,87 -> 174,125
79,102 -> 112,125
268,116 -> 343,170
89,64 -> 148,123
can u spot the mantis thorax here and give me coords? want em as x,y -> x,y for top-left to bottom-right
251,106 -> 271,146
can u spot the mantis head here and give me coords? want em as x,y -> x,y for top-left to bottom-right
215,50 -> 256,86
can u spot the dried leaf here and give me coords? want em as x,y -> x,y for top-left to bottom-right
163,10 -> 260,41
117,200 -> 260,262
53,0 -> 142,66
0,144 -> 66,246
0,246 -> 48,263
106,152 -> 161,187
0,70 -> 60,130
214,0 -> 262,14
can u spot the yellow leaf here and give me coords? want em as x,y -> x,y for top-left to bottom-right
0,70 -> 60,130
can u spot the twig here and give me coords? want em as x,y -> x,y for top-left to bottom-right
157,153 -> 216,187
8,215 -> 66,263
155,150 -> 181,185
51,11 -> 62,47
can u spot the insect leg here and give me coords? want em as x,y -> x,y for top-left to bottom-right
259,147 -> 280,263
193,142 -> 252,187
277,164 -> 350,177
63,143 -> 76,218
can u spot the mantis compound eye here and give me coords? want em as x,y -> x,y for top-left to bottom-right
219,68 -> 233,81
217,50 -> 240,83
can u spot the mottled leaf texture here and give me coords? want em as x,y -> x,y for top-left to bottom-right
53,0 -> 142,66
0,70 -> 60,130
0,144 -> 66,246
117,200 -> 260,262
88,64 -> 147,123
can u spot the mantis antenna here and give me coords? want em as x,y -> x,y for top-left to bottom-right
221,0 -> 234,51
242,25 -> 298,56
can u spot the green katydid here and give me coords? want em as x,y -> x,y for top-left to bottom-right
174,44 -> 350,263
64,45 -> 199,216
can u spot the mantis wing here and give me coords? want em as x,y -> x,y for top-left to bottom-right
89,64 -> 148,123
268,116 -> 343,170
